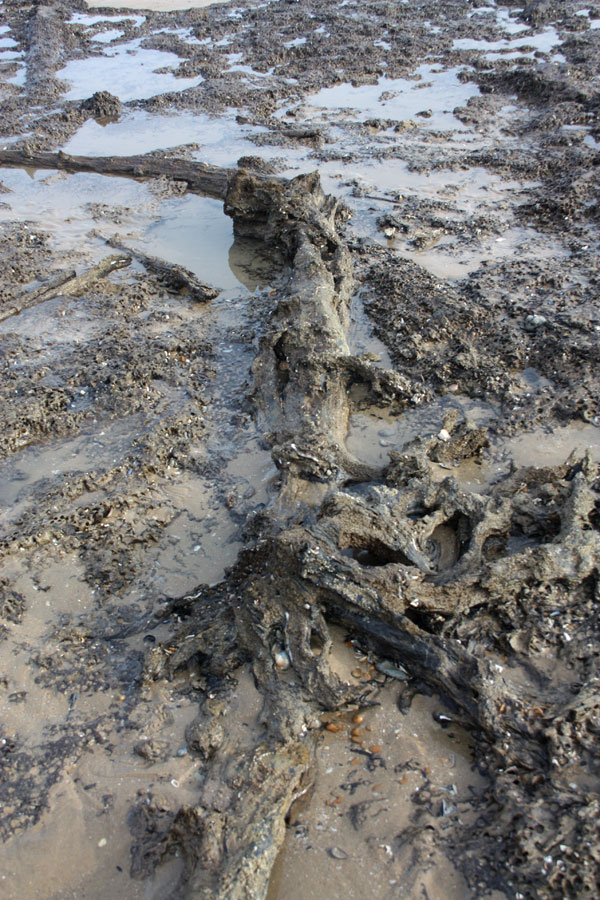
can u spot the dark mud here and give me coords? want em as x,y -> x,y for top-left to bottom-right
1,0 -> 599,899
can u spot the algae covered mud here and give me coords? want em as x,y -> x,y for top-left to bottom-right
0,0 -> 599,898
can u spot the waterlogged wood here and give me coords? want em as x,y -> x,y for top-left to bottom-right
61,253 -> 132,295
0,254 -> 131,322
26,6 -> 65,99
0,149 -> 233,198
106,238 -> 220,302
144,172 -> 494,900
0,270 -> 75,322
128,168 -> 600,900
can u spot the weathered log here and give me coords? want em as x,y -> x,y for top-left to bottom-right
25,5 -> 66,100
0,149 -> 233,198
0,270 -> 76,321
184,741 -> 313,900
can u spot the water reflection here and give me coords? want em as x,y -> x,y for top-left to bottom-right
229,235 -> 284,292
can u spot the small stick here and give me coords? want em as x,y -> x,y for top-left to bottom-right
106,238 -> 220,302
0,253 -> 131,322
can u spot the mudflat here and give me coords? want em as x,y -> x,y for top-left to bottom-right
0,1 -> 599,899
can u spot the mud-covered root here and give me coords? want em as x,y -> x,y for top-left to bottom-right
131,739 -> 314,900
141,155 -> 599,900
186,740 -> 313,900
143,588 -> 245,684
225,170 -> 348,269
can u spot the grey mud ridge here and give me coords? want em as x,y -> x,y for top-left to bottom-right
1,0 -> 600,899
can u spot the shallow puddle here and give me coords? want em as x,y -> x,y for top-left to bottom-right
500,422 -> 600,468
64,108 -> 269,166
70,12 -> 148,28
346,293 -> 393,367
144,194 -> 241,290
140,193 -> 283,292
0,292 -> 107,346
0,167 -> 281,293
453,26 -> 562,56
57,38 -> 203,103
286,65 -> 480,131
0,167 -> 158,256
471,421 -> 600,489
396,224 -> 568,280
347,396 -> 600,491
337,160 -> 537,202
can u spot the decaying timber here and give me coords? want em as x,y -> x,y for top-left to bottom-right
0,253 -> 131,321
0,149 -> 254,199
138,171 -> 600,900
106,238 -> 221,302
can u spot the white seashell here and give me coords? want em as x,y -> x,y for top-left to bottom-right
437,428 -> 451,442
274,650 -> 290,670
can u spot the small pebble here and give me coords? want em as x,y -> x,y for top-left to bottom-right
524,313 -> 548,332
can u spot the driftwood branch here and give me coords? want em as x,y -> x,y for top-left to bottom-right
0,270 -> 76,322
106,238 -> 220,302
0,149 -> 235,198
0,253 -> 131,322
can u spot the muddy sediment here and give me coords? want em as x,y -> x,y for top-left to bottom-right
1,0 -> 599,899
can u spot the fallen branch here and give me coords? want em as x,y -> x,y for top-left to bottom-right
0,270 -> 75,322
0,254 -> 131,322
106,238 -> 220,302
0,149 -> 233,198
